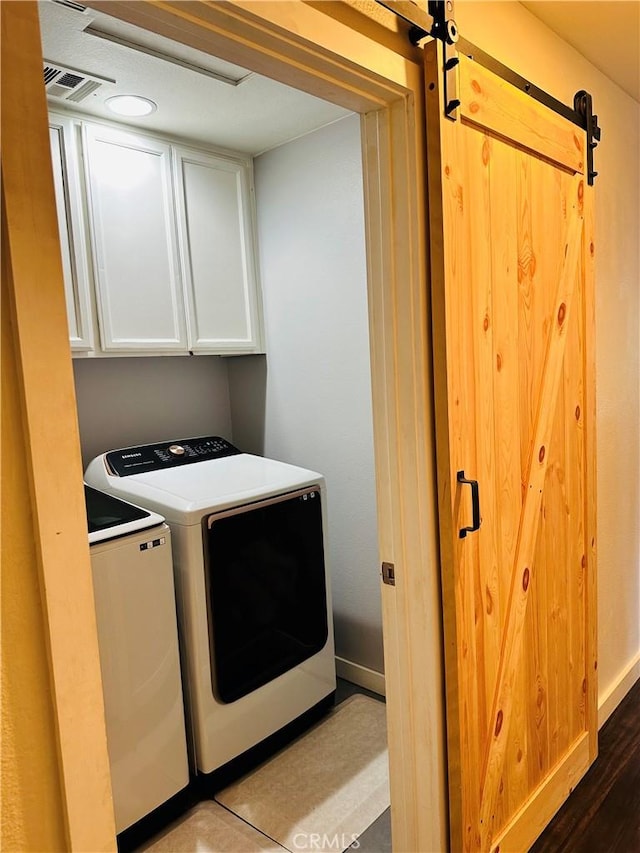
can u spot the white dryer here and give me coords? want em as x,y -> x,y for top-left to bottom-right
85,436 -> 336,777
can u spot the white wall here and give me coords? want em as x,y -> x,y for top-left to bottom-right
456,0 -> 640,720
73,356 -> 232,467
228,113 -> 383,676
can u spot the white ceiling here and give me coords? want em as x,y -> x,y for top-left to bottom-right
521,1 -> 640,102
37,0 -> 351,155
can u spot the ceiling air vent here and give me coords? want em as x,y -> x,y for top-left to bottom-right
43,61 -> 115,103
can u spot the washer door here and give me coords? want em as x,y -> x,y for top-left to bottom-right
204,486 -> 328,703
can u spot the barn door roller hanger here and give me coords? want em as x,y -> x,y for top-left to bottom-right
376,0 -> 601,184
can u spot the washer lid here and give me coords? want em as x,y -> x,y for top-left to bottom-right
85,453 -> 323,525
85,484 -> 165,544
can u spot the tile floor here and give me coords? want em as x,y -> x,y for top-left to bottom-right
134,679 -> 391,853
334,680 -> 391,852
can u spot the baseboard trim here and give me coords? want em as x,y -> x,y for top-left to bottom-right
335,656 -> 386,696
598,650 -> 640,728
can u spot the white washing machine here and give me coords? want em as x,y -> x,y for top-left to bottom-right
85,485 -> 189,832
85,436 -> 336,776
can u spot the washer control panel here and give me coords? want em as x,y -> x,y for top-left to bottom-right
106,436 -> 240,477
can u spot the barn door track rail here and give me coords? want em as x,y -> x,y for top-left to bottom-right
376,0 -> 602,183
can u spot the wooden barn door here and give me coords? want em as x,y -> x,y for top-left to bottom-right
425,43 -> 597,853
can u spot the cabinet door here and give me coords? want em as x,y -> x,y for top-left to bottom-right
49,115 -> 94,351
173,147 -> 263,353
83,124 -> 187,351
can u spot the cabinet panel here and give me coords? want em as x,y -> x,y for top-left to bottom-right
83,124 -> 187,351
174,147 -> 262,353
49,115 -> 94,351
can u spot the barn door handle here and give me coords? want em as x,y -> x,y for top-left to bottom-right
457,471 -> 481,538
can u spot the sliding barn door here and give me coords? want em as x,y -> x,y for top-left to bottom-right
425,43 -> 597,853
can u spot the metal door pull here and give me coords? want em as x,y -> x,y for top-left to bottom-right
457,471 -> 481,538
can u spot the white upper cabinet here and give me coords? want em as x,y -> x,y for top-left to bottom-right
82,123 -> 188,352
49,115 -> 264,356
173,147 -> 262,353
48,114 -> 94,351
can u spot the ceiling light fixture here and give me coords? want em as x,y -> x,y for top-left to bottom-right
106,95 -> 157,117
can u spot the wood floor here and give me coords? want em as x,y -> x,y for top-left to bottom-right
531,678 -> 640,852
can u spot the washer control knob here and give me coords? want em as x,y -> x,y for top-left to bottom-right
168,444 -> 186,456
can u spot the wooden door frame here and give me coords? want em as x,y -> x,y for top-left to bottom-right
3,2 -> 447,851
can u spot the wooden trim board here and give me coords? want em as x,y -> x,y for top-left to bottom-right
458,55 -> 586,174
1,4 -> 116,850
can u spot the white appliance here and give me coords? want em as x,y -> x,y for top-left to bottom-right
85,437 -> 336,776
85,485 -> 189,832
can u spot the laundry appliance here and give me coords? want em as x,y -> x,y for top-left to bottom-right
85,485 -> 189,833
85,437 -> 336,777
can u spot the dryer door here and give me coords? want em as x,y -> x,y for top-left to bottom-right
205,486 -> 328,703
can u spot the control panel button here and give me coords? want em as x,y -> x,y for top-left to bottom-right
168,444 -> 186,456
